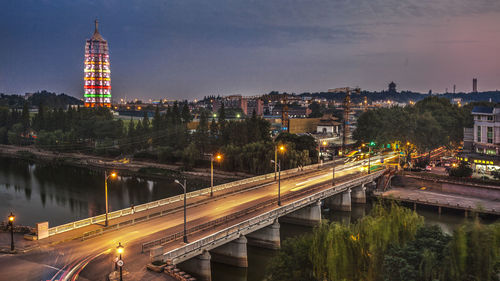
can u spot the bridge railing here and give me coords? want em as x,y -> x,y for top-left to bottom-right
46,154 -> 393,237
46,158 -> 342,237
162,170 -> 384,263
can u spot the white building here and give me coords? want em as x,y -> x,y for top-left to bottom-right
316,114 -> 341,136
471,106 -> 500,156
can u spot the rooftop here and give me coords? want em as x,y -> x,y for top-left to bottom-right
471,106 -> 494,114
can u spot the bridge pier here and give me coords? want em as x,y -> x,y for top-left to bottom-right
351,184 -> 366,204
325,189 -> 351,211
210,235 -> 248,267
247,219 -> 280,250
178,250 -> 212,281
281,200 -> 322,226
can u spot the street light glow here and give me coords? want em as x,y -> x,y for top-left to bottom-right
117,242 -> 124,254
322,141 -> 327,146
216,154 -> 222,161
110,172 -> 117,178
279,145 -> 285,152
8,213 -> 15,222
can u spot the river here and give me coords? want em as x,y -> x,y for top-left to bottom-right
0,156 -> 211,227
0,156 -> 494,281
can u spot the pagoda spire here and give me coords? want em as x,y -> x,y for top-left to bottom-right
91,19 -> 104,41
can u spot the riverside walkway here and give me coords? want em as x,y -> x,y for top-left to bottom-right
377,187 -> 500,215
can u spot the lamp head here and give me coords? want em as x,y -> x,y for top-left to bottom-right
279,145 -> 285,152
117,242 -> 124,254
322,141 -> 327,146
8,212 -> 15,223
216,154 -> 222,161
110,172 -> 117,178
174,179 -> 180,184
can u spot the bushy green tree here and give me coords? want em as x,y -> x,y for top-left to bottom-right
267,235 -> 316,281
448,161 -> 473,178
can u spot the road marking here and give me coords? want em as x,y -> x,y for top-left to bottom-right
43,264 -> 63,271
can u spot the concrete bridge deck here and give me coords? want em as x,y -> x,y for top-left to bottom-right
153,171 -> 383,265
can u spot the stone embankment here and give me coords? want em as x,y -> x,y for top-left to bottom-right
0,144 -> 245,182
376,171 -> 500,216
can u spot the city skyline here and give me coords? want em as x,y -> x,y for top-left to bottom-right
1,0 -> 500,100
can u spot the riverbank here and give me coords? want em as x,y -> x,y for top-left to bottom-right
378,172 -> 500,216
0,144 -> 249,182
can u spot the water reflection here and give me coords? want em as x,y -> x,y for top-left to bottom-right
0,157 -> 210,226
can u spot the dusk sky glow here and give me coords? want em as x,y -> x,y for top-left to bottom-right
1,0 -> 500,100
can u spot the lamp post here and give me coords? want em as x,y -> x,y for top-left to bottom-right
368,141 -> 375,174
332,153 -> 336,186
320,140 -> 327,166
209,153 -> 222,197
368,146 -> 372,174
117,242 -> 124,281
8,212 -> 15,252
104,171 -> 117,227
174,179 -> 188,243
270,160 -> 282,206
274,144 -> 285,180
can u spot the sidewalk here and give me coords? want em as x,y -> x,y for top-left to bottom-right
0,232 -> 37,253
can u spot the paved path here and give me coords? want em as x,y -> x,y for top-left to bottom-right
380,188 -> 500,215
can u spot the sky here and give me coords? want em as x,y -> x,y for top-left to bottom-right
1,0 -> 500,101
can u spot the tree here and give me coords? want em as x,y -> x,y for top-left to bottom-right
21,101 -> 30,132
448,161 -> 473,178
142,112 -> 150,133
267,235 -> 315,281
383,225 -> 451,281
194,111 -> 209,153
308,101 -> 323,118
181,103 -> 192,123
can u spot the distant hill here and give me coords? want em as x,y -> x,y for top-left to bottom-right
298,90 -> 500,104
0,90 -> 83,109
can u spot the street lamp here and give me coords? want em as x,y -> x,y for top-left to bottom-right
270,160 -> 282,206
368,142 -> 375,174
174,179 -> 188,243
209,153 -> 223,197
117,242 -> 124,281
104,171 -> 117,227
274,144 -> 286,180
8,212 -> 15,252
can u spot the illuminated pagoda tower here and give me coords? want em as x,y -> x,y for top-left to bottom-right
84,19 -> 111,107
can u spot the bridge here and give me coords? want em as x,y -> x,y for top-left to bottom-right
150,170 -> 384,281
7,154 -> 394,281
